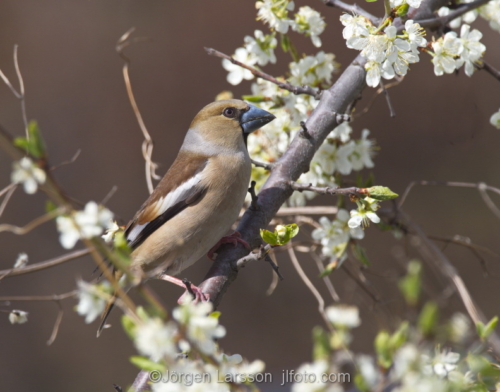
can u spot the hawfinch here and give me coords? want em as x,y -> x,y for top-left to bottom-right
98,99 -> 275,334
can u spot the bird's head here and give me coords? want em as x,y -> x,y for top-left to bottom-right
183,99 -> 275,154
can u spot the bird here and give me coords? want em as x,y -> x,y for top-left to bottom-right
97,99 -> 275,335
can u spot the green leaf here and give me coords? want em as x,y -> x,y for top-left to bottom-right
241,95 -> 267,103
121,314 -> 137,340
280,33 -> 291,52
312,326 -> 330,360
351,243 -> 370,266
375,330 -> 392,368
319,260 -> 338,277
418,301 -> 438,336
260,224 -> 299,246
477,316 -> 498,341
14,120 -> 47,159
398,260 -> 422,306
45,200 -> 58,213
366,0 -> 378,3
396,3 -> 409,16
260,229 -> 278,246
389,321 -> 409,350
130,356 -> 164,372
366,186 -> 399,200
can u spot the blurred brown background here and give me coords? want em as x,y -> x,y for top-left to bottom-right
1,1 -> 500,391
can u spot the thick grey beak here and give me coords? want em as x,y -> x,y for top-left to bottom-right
240,104 -> 275,134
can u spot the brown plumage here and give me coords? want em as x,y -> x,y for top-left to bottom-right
97,100 -> 275,336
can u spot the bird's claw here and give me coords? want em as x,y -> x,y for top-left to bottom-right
178,279 -> 210,304
207,231 -> 251,260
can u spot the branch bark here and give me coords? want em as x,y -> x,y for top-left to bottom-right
197,0 -> 450,309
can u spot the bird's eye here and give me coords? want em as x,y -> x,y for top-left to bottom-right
223,107 -> 237,118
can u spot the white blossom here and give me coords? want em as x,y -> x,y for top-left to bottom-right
480,0 -> 500,33
244,30 -> 277,66
404,20 -> 427,49
423,350 -> 460,378
56,201 -> 114,249
256,0 -> 295,34
330,122 -> 353,143
491,108 -> 500,129
292,6 -> 326,47
357,355 -> 381,389
348,197 -> 381,229
326,305 -> 361,328
438,4 -> 478,29
340,14 -> 371,41
11,157 -> 46,194
76,280 -> 107,324
102,220 -> 120,243
173,299 -> 226,355
449,312 -> 471,343
135,318 -> 177,361
289,51 -> 338,87
431,32 -> 463,76
457,24 -> 486,76
222,47 -> 256,86
9,310 -> 28,324
13,252 -> 28,269
316,141 -> 354,175
350,129 -> 375,170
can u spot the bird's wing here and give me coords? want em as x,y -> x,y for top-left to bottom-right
125,153 -> 209,249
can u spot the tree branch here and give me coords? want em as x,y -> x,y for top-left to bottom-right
323,0 -> 381,26
197,0 -> 450,309
416,0 -> 491,29
289,182 -> 368,198
205,47 -> 322,99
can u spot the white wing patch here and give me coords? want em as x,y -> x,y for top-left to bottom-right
126,171 -> 205,243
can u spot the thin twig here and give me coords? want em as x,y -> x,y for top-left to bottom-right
0,290 -> 77,302
0,46 -> 28,138
116,28 -> 160,194
323,0 -> 381,26
353,78 -> 403,119
399,181 -> 500,220
290,181 -> 368,198
275,206 -> 339,216
310,249 -> 340,302
476,60 -> 500,82
13,45 -> 29,137
265,251 -> 280,296
47,301 -> 64,345
0,249 -> 90,279
428,234 -> 499,260
50,149 -> 81,171
248,181 -> 259,211
417,0 -> 491,28
288,245 -> 333,331
205,47 -> 322,99
251,159 -> 274,171
398,210 -> 500,354
0,208 -> 63,235
0,184 -> 17,219
379,79 -> 396,118
264,254 -> 284,281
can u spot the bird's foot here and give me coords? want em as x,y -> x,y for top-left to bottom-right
207,231 -> 250,260
157,274 -> 210,304
178,279 -> 210,304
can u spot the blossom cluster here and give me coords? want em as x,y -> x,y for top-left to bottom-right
56,201 -> 114,249
430,24 -> 486,77
11,157 -> 46,194
341,16 -> 427,87
479,0 -> 500,33
223,1 -> 327,86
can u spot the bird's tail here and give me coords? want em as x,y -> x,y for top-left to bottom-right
97,296 -> 116,337
97,269 -> 124,337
